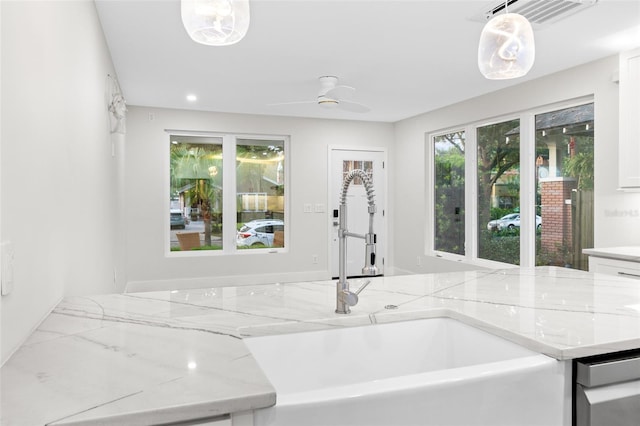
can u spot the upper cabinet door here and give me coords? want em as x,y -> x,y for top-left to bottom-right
619,48 -> 640,190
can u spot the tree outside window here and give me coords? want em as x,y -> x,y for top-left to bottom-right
170,137 -> 223,251
477,119 -> 521,265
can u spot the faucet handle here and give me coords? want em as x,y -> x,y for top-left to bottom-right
340,289 -> 359,307
354,279 -> 371,295
339,279 -> 371,308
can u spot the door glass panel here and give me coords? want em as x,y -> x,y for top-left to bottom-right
434,131 -> 465,255
170,135 -> 223,251
478,119 -> 521,265
236,139 -> 285,249
343,160 -> 373,185
535,103 -> 594,270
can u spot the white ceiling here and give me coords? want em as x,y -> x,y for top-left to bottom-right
95,0 -> 640,123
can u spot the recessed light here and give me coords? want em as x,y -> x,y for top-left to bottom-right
186,94 -> 197,102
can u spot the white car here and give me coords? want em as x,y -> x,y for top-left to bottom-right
237,219 -> 284,247
487,213 -> 542,231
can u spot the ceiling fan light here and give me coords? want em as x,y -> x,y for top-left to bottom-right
181,0 -> 250,46
478,13 -> 535,80
318,98 -> 339,109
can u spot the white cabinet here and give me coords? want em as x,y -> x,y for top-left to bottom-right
172,416 -> 232,426
588,256 -> 640,279
618,48 -> 640,189
170,411 -> 254,426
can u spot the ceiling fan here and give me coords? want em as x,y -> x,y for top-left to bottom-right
269,76 -> 371,113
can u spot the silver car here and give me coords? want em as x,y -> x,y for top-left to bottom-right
487,213 -> 542,231
237,219 -> 284,247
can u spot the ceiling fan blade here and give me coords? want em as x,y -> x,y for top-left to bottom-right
338,100 -> 371,113
325,85 -> 355,100
267,100 -> 316,107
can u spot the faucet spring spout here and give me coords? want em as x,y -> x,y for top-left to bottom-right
336,169 -> 379,314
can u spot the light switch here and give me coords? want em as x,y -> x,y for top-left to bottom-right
303,203 -> 312,213
315,203 -> 326,213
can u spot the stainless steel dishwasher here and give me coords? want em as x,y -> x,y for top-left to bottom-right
574,349 -> 640,426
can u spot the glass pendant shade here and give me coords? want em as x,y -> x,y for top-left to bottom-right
181,0 -> 250,46
478,13 -> 535,80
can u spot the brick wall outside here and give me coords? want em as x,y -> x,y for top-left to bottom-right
540,178 -> 577,265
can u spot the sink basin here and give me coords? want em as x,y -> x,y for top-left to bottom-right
245,317 -> 568,426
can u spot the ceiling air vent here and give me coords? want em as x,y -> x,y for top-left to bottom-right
471,0 -> 598,27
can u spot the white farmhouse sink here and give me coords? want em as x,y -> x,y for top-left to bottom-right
245,317 -> 568,426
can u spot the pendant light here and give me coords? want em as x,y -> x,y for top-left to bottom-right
478,2 -> 535,80
181,0 -> 250,46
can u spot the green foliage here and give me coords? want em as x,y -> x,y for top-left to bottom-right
564,151 -> 594,190
478,230 -> 520,265
170,143 -> 223,247
490,207 -> 512,220
171,245 -> 223,251
477,120 -> 520,229
192,245 -> 223,251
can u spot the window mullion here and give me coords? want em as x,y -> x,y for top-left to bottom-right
466,124 -> 478,262
520,113 -> 536,268
222,134 -> 237,253
425,133 -> 435,255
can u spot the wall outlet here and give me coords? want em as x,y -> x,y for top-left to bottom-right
314,203 -> 326,213
1,241 -> 15,296
303,203 -> 312,213
312,254 -> 319,264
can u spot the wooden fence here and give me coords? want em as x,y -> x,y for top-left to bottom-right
571,189 -> 594,271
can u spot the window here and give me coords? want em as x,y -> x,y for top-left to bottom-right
343,160 -> 373,185
478,118 -> 520,265
428,100 -> 593,271
535,103 -> 594,269
236,139 -> 285,250
170,136 -> 223,251
169,133 -> 287,254
433,131 -> 465,255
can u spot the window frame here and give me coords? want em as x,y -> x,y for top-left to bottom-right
165,130 -> 290,257
430,129 -> 467,257
426,96 -> 593,268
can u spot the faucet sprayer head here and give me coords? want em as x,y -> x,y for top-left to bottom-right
362,263 -> 378,276
362,233 -> 378,276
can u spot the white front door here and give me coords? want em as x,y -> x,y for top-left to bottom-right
330,148 -> 385,278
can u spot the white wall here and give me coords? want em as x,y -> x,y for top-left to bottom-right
392,55 -> 640,274
0,0 -> 121,365
0,0 -> 4,371
125,106 -> 394,291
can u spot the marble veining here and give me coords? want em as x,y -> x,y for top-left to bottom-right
2,266 -> 640,425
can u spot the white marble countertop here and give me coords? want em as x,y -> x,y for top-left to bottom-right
583,246 -> 640,262
2,266 -> 640,426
